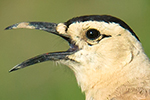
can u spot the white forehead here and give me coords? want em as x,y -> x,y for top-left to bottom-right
57,21 -> 127,36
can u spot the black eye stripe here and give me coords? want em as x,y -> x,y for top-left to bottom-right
87,34 -> 111,46
101,34 -> 111,39
85,29 -> 112,46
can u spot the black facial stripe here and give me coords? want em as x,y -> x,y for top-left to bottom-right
64,15 -> 140,41
101,34 -> 112,39
88,34 -> 111,46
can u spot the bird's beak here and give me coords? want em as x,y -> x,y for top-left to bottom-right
5,22 -> 78,72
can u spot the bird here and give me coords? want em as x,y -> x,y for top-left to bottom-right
5,15 -> 150,100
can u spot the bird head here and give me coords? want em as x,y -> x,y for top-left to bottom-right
6,15 -> 148,100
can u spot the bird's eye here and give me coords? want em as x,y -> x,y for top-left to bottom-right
86,29 -> 101,40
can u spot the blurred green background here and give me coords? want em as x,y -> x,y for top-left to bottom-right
0,0 -> 150,100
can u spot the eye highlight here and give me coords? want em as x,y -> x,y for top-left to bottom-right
86,29 -> 101,40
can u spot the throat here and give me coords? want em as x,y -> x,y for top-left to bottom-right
73,59 -> 150,100
64,46 -> 150,100
73,66 -> 128,100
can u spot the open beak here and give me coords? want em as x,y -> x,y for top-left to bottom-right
5,22 -> 78,72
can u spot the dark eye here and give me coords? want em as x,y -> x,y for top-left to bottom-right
86,29 -> 101,40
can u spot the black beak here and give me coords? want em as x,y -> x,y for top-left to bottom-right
5,22 -> 78,72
